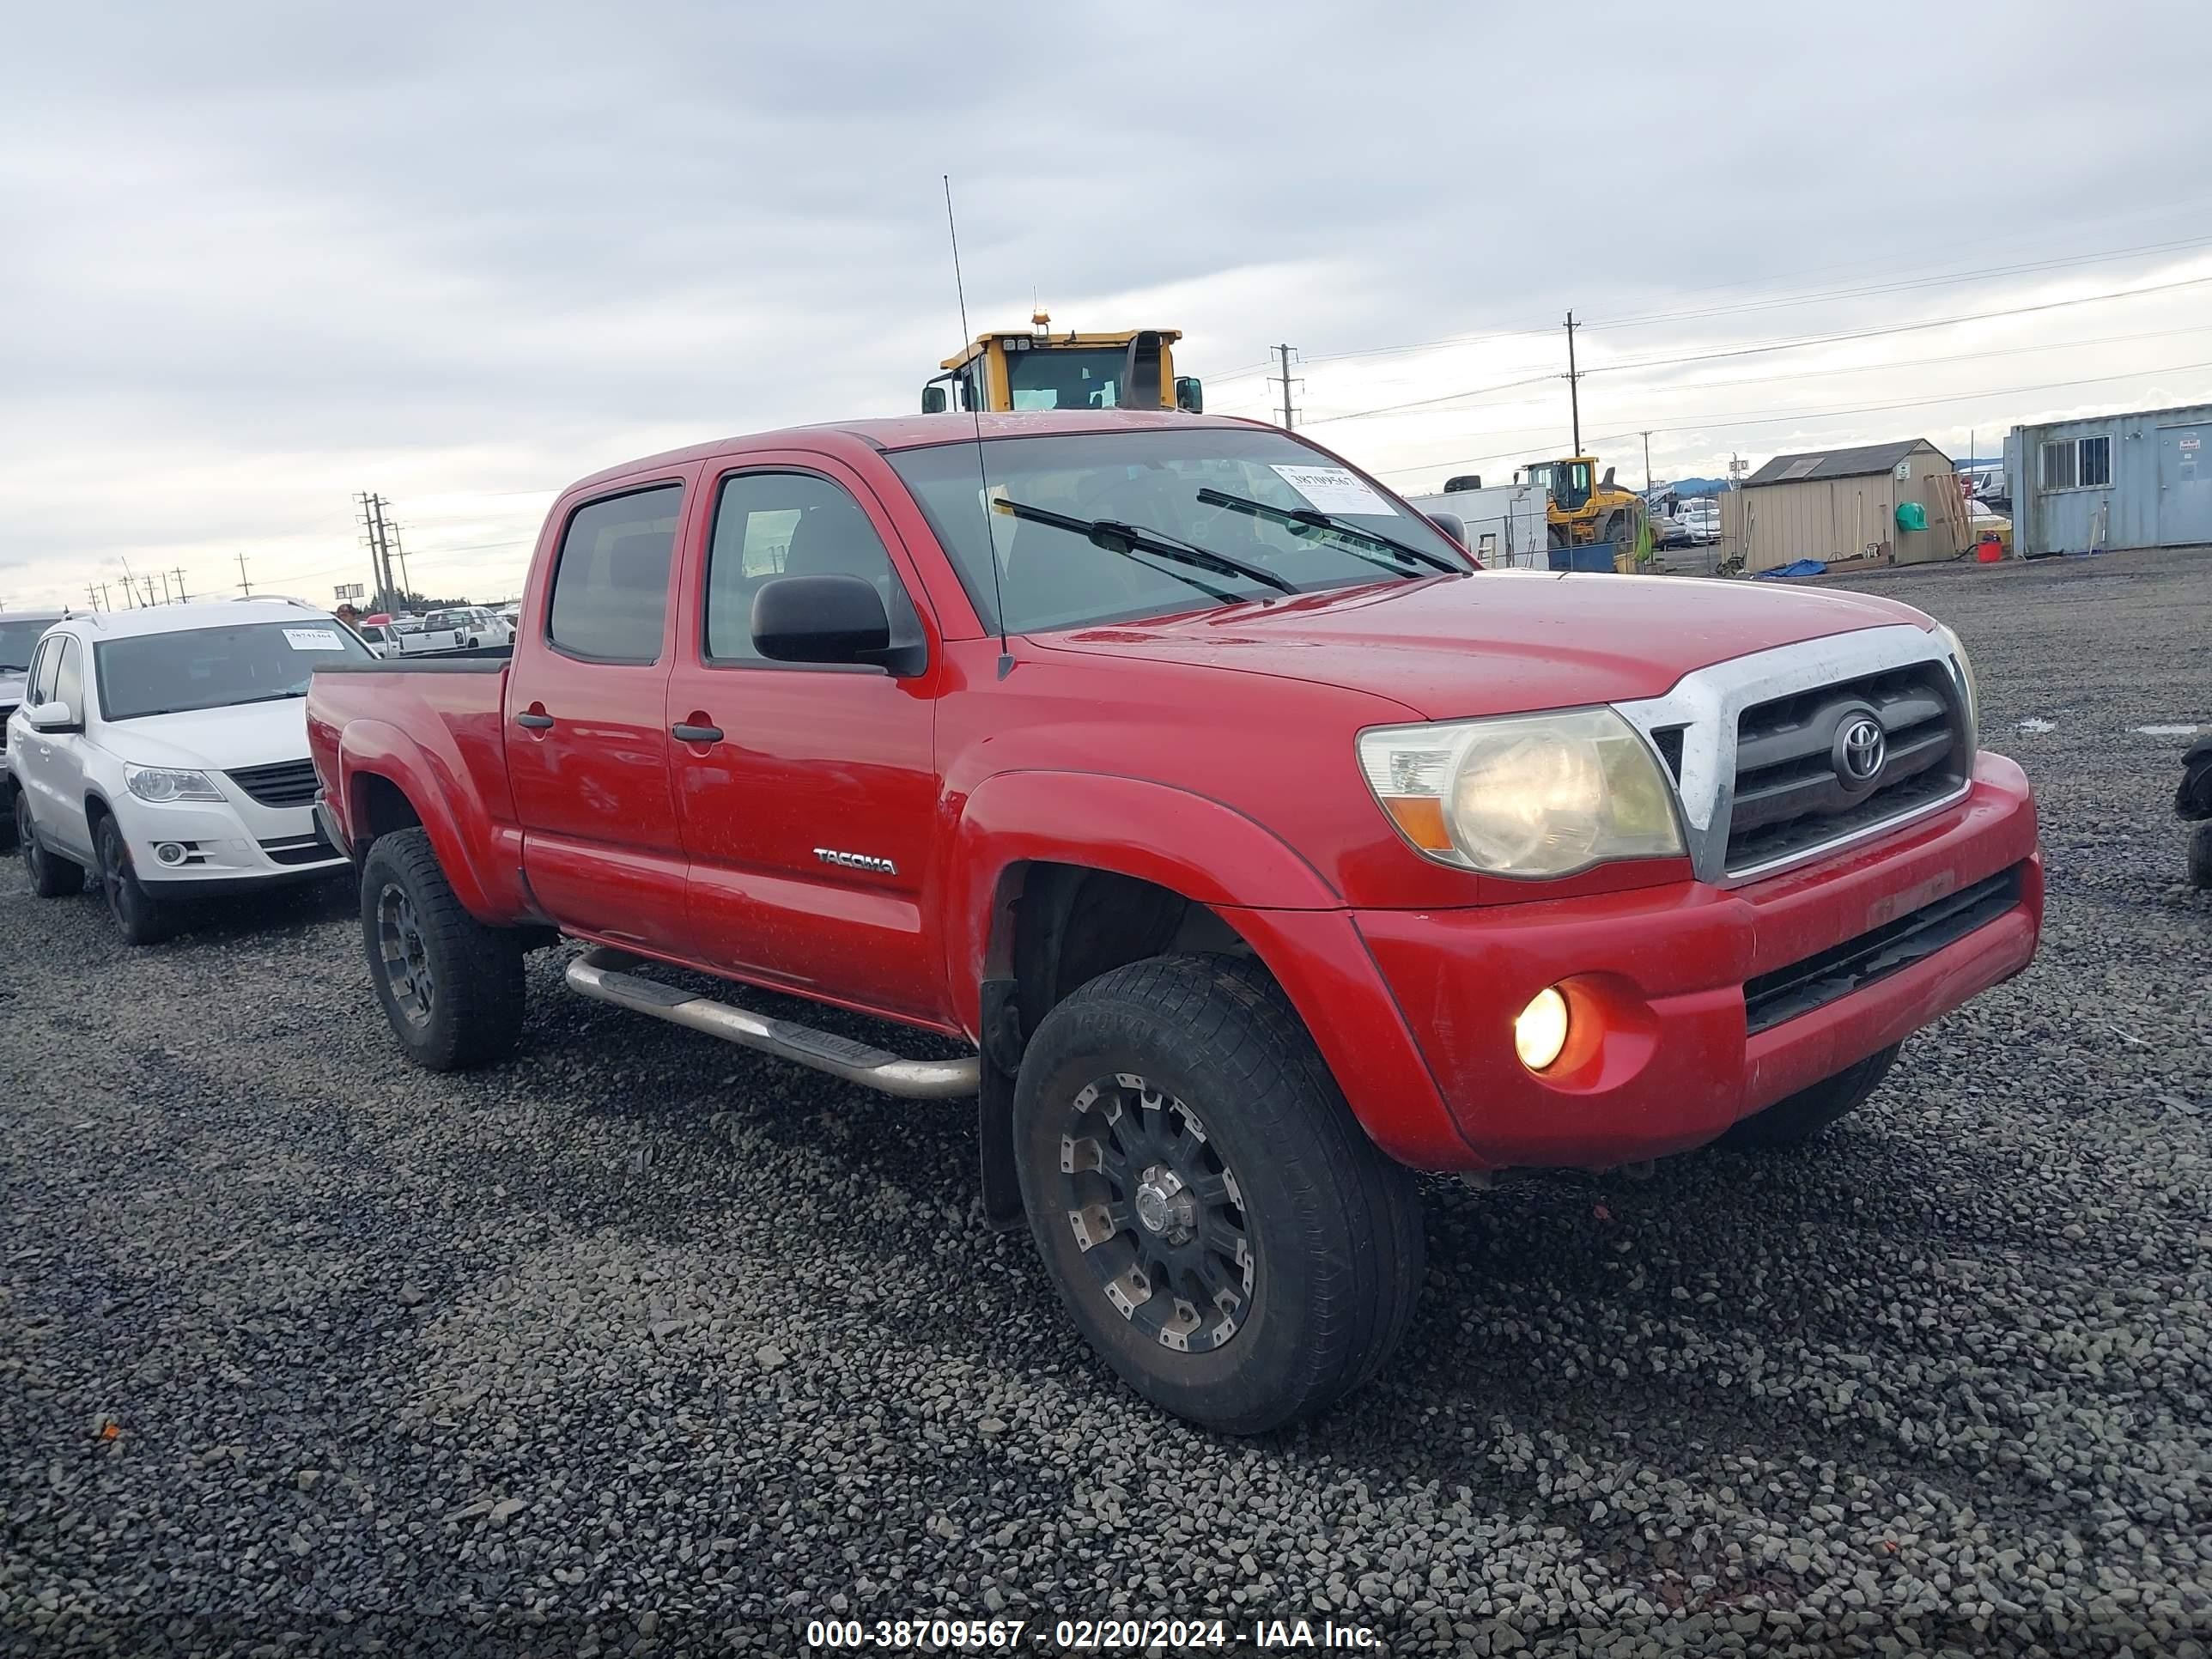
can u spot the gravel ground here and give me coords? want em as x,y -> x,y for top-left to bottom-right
3,547 -> 2208,1658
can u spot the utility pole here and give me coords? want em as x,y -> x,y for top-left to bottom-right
172,565 -> 189,603
159,571 -> 173,605
119,556 -> 138,608
386,520 -> 414,603
1270,343 -> 1301,430
236,553 -> 252,596
356,491 -> 395,609
1642,431 -> 1653,495
86,584 -> 102,612
1564,312 -> 1582,456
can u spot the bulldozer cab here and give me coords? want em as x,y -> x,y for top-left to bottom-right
1521,458 -> 1595,512
923,317 -> 1203,415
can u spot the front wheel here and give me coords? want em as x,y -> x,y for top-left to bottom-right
1013,955 -> 1425,1434
18,793 -> 83,898
1717,1043 -> 1901,1150
2188,821 -> 2212,888
95,815 -> 175,945
359,827 -> 526,1070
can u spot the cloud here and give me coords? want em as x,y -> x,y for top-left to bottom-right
1,0 -> 2205,606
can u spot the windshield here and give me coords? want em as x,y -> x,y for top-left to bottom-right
887,428 -> 1472,634
1553,463 -> 1594,511
1004,349 -> 1133,411
0,618 -> 58,672
94,619 -> 374,720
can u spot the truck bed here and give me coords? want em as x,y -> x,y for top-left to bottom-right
307,655 -> 520,849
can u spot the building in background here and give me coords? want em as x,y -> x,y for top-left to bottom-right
1401,480 -> 1550,569
1720,440 -> 1969,573
2004,402 -> 2212,556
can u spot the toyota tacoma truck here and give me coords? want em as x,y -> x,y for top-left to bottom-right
306,410 -> 2041,1433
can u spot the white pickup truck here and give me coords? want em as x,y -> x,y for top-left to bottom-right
354,619 -> 462,659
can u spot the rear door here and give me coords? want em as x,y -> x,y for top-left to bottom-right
665,457 -> 947,1023
2159,424 -> 2212,546
504,477 -> 696,954
21,635 -> 93,859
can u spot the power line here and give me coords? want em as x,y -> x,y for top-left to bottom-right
1375,359 -> 2212,480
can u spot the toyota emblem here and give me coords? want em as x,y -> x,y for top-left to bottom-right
1836,715 -> 1887,787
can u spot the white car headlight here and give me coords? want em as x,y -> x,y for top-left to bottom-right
125,764 -> 222,804
1358,708 -> 1686,878
1931,623 -> 1978,747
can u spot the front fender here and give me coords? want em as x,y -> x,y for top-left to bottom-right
945,768 -> 1340,1038
337,719 -> 531,924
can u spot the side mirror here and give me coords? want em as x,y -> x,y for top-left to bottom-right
1426,510 -> 1468,549
751,574 -> 922,676
25,700 -> 77,732
1174,376 -> 1204,414
921,386 -> 948,415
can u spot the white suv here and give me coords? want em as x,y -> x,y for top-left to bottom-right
8,600 -> 367,943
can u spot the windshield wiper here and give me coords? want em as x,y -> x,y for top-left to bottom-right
229,690 -> 309,706
994,498 -> 1297,599
1195,488 -> 1462,574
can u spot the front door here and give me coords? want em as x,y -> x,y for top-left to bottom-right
2158,424 -> 2212,546
17,635 -> 93,860
505,477 -> 693,955
665,459 -> 946,1024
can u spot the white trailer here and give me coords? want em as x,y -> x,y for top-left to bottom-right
1401,481 -> 1551,569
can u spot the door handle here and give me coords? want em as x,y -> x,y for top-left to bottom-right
671,721 -> 724,744
514,711 -> 555,730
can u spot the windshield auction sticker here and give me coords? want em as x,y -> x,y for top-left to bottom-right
1268,463 -> 1393,517
283,628 -> 349,652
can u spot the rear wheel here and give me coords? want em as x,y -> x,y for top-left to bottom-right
95,814 -> 174,945
18,793 -> 82,899
360,828 -> 526,1070
1717,1043 -> 1901,1150
2187,821 -> 2212,888
1013,955 -> 1425,1433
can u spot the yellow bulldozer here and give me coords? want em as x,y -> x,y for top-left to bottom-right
1515,455 -> 1649,560
923,313 -> 1204,415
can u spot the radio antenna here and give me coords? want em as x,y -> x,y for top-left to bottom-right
943,174 -> 1012,677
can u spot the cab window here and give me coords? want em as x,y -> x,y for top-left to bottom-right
704,472 -> 912,665
545,483 -> 683,664
1554,464 -> 1593,512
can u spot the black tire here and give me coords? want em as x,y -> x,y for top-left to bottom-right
18,793 -> 82,899
359,827 -> 526,1071
1012,954 -> 1425,1433
1717,1043 -> 1901,1150
94,813 -> 174,945
0,787 -> 15,853
2187,821 -> 2212,889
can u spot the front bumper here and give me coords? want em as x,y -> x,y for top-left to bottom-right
1306,753 -> 2040,1171
114,797 -> 349,891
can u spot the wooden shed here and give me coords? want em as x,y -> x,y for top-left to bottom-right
1721,440 -> 1970,572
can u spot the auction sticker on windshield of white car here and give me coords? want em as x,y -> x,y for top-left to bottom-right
284,628 -> 349,651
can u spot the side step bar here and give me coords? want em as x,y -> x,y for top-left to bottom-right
564,946 -> 979,1100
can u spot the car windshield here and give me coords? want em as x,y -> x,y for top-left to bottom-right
887,428 -> 1472,634
94,619 -> 373,720
0,617 -> 57,672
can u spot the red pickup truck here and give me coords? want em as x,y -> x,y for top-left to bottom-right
307,410 -> 2041,1431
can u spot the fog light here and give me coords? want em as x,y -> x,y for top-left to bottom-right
155,842 -> 188,866
1515,986 -> 1570,1072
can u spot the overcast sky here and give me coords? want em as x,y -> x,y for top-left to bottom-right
3,0 -> 2208,610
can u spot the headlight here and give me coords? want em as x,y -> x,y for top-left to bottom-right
125,764 -> 222,803
1931,623 -> 1979,746
1358,708 -> 1686,878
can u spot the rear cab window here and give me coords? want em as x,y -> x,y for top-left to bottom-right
546,484 -> 684,663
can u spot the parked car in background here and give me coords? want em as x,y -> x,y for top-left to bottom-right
308,409 -> 2040,1433
1677,498 -> 1722,545
0,610 -> 69,847
1649,506 -> 1692,549
9,600 -> 362,942
355,619 -> 460,658
423,606 -> 513,650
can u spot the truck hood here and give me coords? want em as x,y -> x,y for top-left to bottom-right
1030,570 -> 1930,718
100,698 -> 312,771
